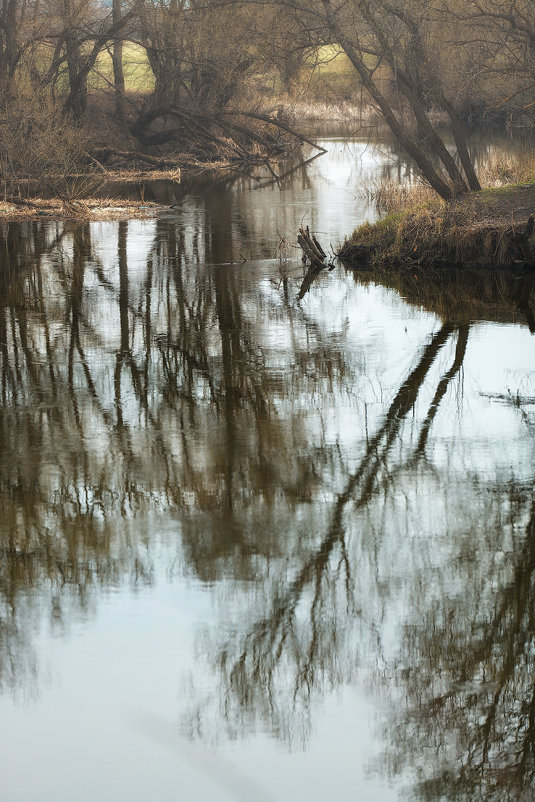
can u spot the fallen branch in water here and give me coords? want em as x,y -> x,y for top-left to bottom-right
226,111 -> 328,155
297,227 -> 333,268
297,227 -> 336,300
3,195 -> 43,208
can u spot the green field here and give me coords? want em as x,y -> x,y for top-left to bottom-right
91,43 -> 355,99
92,43 -> 154,93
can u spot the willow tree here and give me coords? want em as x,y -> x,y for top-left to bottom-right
39,0 -> 138,116
135,0 -> 260,108
234,0 -> 480,199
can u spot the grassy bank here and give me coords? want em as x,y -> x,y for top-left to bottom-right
340,183 -> 535,270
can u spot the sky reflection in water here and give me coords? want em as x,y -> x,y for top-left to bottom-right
1,134 -> 535,801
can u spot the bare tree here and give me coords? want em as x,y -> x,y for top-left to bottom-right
226,0 -> 482,198
461,0 -> 535,123
0,1 -> 46,92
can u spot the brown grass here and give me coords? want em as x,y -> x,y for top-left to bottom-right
278,98 -> 381,125
363,178 -> 437,214
0,198 -> 165,221
363,149 -> 535,218
478,149 -> 535,188
340,183 -> 535,270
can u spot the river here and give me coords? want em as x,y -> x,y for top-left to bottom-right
1,130 -> 534,802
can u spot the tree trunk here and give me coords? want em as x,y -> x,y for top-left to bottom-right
439,92 -> 481,192
320,1 -> 454,200
112,0 -> 126,122
363,2 -> 472,197
63,4 -> 134,117
0,0 -> 20,93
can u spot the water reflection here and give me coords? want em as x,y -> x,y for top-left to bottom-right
0,213 -> 366,689
190,323 -> 467,740
346,262 -> 535,331
381,496 -> 535,801
1,145 -> 535,799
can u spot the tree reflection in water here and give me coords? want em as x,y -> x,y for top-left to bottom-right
0,218 -> 534,800
0,214 -> 365,690
377,494 -> 535,802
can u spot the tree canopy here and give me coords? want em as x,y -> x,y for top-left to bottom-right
0,0 -> 532,198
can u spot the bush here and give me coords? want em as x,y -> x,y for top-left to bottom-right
0,88 -> 99,200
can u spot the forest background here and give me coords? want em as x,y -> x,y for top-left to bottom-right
0,0 -> 534,203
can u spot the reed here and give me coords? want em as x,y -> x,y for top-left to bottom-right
363,178 -> 437,214
479,149 -> 535,188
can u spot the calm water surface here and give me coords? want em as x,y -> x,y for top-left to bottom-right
1,133 -> 535,802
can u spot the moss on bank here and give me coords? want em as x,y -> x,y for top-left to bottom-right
340,184 -> 535,270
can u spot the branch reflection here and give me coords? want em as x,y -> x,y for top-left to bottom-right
0,216 -> 534,802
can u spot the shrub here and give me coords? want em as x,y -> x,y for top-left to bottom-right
0,88 -> 100,200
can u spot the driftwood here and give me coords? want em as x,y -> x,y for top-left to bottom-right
93,148 -> 182,169
2,195 -> 44,208
297,228 -> 336,300
297,226 -> 332,269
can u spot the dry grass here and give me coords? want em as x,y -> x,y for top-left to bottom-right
363,178 -> 438,214
363,148 -> 535,218
350,147 -> 535,270
0,198 -> 164,221
340,182 -> 535,269
278,98 -> 380,124
479,149 -> 535,188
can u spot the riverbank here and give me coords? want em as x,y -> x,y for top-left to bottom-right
0,197 -> 170,221
339,183 -> 535,270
